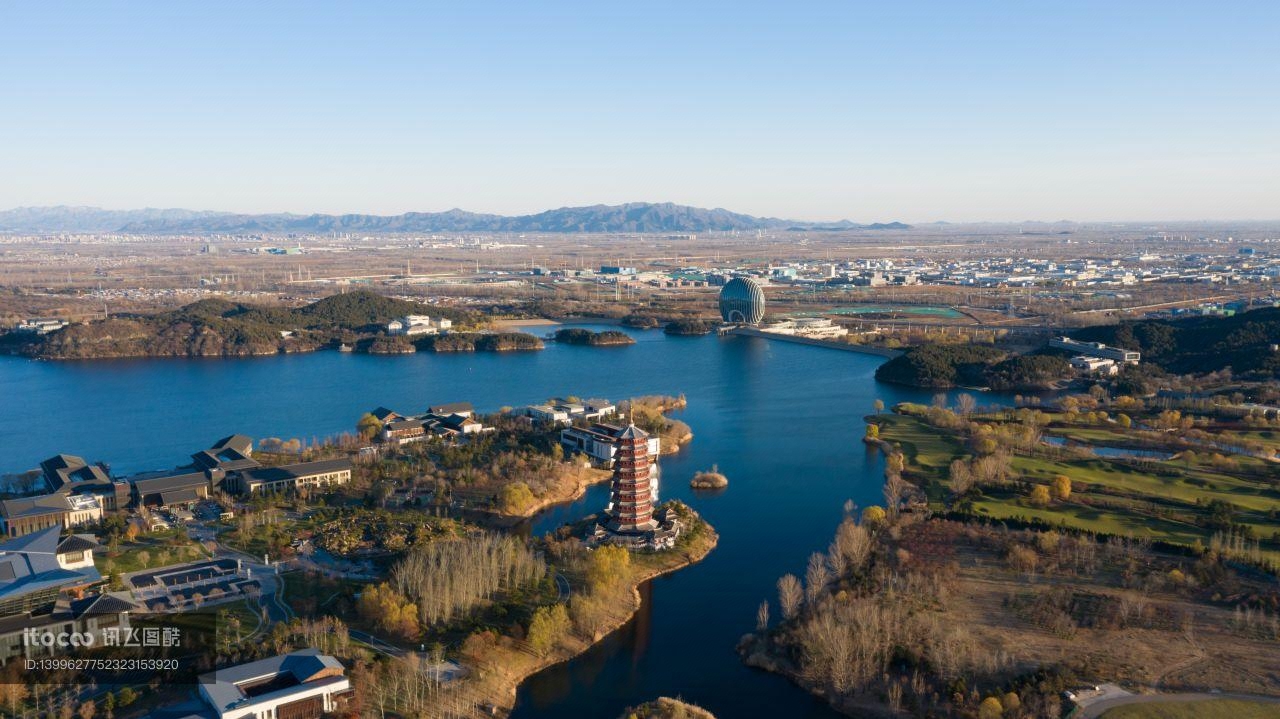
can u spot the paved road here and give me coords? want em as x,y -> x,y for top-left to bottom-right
349,628 -> 406,657
200,535 -> 292,622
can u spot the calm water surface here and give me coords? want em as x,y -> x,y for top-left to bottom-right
1,326 -> 991,718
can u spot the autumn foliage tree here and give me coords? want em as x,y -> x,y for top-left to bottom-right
1052,474 -> 1072,501
356,412 -> 383,440
357,582 -> 420,641
586,544 -> 631,594
1029,485 -> 1051,507
861,506 -> 887,528
527,603 -> 571,656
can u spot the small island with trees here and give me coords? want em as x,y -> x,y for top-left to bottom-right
664,319 -> 718,336
690,466 -> 729,489
552,327 -> 637,346
874,344 -> 1071,391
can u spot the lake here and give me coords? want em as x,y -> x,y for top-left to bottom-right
1,325 -> 990,718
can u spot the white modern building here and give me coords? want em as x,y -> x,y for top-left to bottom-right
386,315 -> 452,336
1069,356 -> 1119,376
1049,337 -> 1141,364
762,317 -> 849,340
198,648 -> 353,719
522,398 -> 617,425
561,423 -> 661,464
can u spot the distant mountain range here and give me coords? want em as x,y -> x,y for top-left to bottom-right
0,203 -> 909,234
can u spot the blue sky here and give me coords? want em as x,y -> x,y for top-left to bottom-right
1,1 -> 1277,221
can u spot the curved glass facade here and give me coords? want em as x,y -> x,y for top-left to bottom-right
718,277 -> 766,324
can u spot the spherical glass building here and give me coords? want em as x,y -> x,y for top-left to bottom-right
719,277 -> 766,324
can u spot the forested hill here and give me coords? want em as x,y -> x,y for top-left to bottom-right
1070,307 -> 1280,378
0,291 -> 482,359
874,344 -> 1071,390
0,203 -> 910,234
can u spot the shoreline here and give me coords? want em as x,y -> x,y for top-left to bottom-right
493,318 -> 560,328
722,326 -> 904,357
471,516 -> 719,717
481,467 -> 613,528
482,440 -> 693,528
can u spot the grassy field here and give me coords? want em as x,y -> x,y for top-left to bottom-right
874,413 -> 1280,563
1101,698 -> 1280,719
872,413 -> 965,480
217,597 -> 266,640
95,529 -> 207,575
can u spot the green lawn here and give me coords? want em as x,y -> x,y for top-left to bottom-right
1047,426 -> 1135,444
970,498 -> 1209,547
95,530 -> 207,575
1101,698 -> 1280,719
1012,454 -> 1280,514
878,411 -> 1280,561
217,597 -> 266,641
873,414 -> 967,477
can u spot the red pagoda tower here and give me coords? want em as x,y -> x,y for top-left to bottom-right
605,424 -> 658,533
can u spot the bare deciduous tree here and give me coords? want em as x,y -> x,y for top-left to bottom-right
805,552 -> 831,604
778,574 -> 803,620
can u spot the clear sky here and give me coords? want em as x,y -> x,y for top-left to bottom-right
1,1 -> 1277,222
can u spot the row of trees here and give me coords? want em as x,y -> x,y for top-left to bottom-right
391,533 -> 546,627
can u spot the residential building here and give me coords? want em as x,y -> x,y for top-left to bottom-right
197,648 -> 353,719
441,413 -> 485,435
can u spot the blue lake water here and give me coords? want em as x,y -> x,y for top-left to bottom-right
1,325 -> 995,718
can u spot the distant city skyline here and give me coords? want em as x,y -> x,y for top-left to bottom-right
2,1 -> 1277,222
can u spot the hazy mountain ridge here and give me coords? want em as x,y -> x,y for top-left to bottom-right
0,203 -> 909,234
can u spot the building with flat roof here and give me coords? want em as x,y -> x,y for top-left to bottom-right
1049,337 -> 1141,364
522,398 -> 616,426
